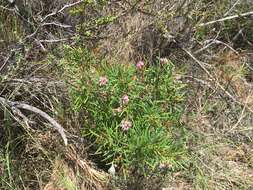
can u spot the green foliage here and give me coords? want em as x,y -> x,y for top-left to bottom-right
60,46 -> 186,177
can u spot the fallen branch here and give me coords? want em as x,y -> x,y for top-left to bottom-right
0,97 -> 68,146
199,11 -> 253,27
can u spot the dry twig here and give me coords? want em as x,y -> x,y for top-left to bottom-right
41,0 -> 85,23
199,11 -> 253,27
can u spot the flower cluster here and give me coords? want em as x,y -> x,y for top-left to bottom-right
98,76 -> 132,131
160,58 -> 169,65
121,94 -> 129,105
119,94 -> 131,131
136,60 -> 145,70
120,119 -> 132,131
99,76 -> 108,86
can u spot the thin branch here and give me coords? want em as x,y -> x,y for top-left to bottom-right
39,38 -> 69,43
21,1 -> 84,42
42,22 -> 72,28
180,74 -> 215,90
0,5 -> 15,11
0,97 -> 68,146
224,0 -> 241,16
183,48 -> 212,78
194,39 -> 238,54
41,0 -> 85,22
199,11 -> 253,27
211,40 -> 238,54
229,102 -> 246,132
0,52 -> 14,73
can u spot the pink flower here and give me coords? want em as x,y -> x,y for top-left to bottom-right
120,119 -> 132,131
121,94 -> 129,105
99,76 -> 108,86
160,58 -> 169,65
159,163 -> 167,169
136,60 -> 145,70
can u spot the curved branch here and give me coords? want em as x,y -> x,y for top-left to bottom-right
0,97 -> 68,146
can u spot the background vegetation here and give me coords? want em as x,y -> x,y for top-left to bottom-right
0,0 -> 253,190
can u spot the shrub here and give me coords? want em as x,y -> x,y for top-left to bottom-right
60,46 -> 186,180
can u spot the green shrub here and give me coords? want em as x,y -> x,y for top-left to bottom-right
60,46 -> 186,178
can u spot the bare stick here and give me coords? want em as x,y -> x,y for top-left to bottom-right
199,11 -> 253,27
229,103 -> 246,132
42,22 -> 72,28
0,97 -> 68,146
39,38 -> 69,43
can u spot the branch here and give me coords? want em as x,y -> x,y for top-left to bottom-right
0,97 -> 68,146
224,0 -> 241,16
39,38 -> 69,43
199,11 -> 253,27
41,0 -> 85,22
21,1 -> 84,42
0,52 -> 14,73
42,22 -> 72,28
194,39 -> 238,54
0,5 -> 15,11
